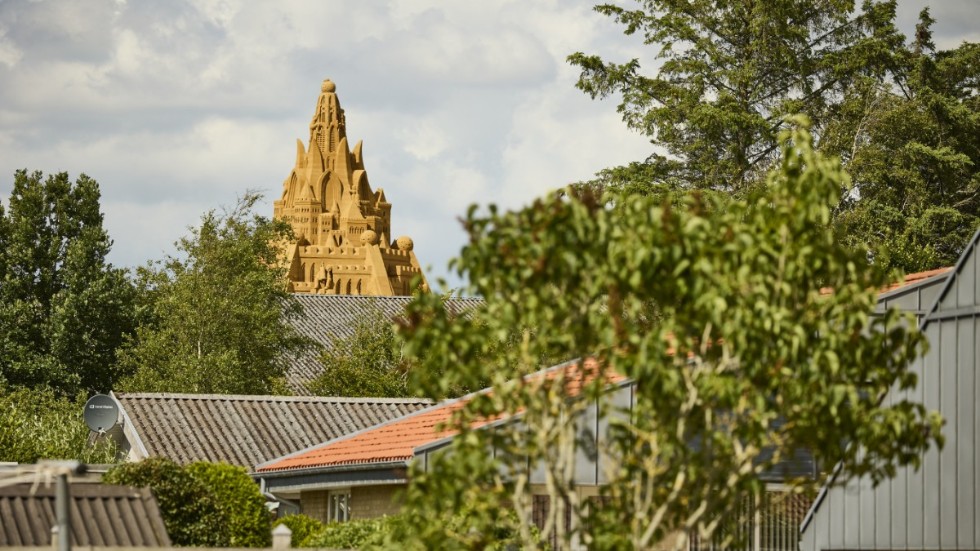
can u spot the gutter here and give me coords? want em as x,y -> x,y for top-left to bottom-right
253,459 -> 409,479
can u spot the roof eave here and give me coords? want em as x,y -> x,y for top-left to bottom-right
254,459 -> 409,479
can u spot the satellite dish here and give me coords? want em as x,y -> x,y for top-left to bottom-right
83,394 -> 120,432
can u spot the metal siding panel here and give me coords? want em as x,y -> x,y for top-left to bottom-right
976,318 -> 980,544
889,292 -> 921,312
890,361 -> 912,545
859,468 -> 877,547
940,269 -> 959,311
958,316 -> 976,546
923,323 -> 942,546
941,320 -> 959,545
959,252 -> 977,308
841,475 -> 860,543
876,388 -> 893,546
828,477 -> 847,549
921,279 -> 944,311
973,245 -> 980,304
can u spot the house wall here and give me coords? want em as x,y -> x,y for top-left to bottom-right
350,484 -> 402,519
875,274 -> 947,319
298,485 -> 402,522
299,489 -> 329,521
801,236 -> 980,550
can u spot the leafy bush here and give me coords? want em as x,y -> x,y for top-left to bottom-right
104,458 -> 227,546
301,512 -> 529,550
106,458 -> 277,547
187,462 -> 272,547
304,516 -> 398,549
273,514 -> 326,547
0,386 -> 117,463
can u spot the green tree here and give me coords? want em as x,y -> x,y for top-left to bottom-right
395,122 -> 942,549
186,462 -> 272,548
572,3 -> 979,273
569,0 -> 904,192
309,306 -> 411,397
0,386 -> 117,463
0,170 -> 137,393
117,194 -> 307,394
826,13 -> 980,272
104,458 -> 227,547
106,459 -> 273,547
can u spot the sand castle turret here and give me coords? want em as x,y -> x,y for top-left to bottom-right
274,79 -> 425,295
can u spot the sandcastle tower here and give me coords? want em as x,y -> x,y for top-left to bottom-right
274,79 -> 426,295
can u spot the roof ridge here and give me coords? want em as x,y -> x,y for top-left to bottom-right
255,357 -> 601,473
289,294 -> 484,301
113,392 -> 432,404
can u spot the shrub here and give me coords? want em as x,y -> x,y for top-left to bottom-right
304,516 -> 397,549
0,387 -> 117,463
187,462 -> 272,547
104,457 -> 227,546
273,514 -> 326,547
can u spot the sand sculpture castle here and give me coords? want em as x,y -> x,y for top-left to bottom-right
274,79 -> 425,295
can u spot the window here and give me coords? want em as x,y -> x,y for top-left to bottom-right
328,490 -> 351,523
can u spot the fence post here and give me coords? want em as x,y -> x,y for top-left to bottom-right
272,524 -> 292,550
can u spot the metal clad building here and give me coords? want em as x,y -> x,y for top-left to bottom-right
801,232 -> 980,549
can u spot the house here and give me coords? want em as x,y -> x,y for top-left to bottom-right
253,360 -> 627,523
283,294 -> 483,393
800,233 -> 980,549
0,480 -> 170,547
254,360 -> 814,542
256,266 -> 954,546
111,392 -> 431,469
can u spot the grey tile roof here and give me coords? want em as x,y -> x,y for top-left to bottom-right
0,483 -> 170,547
283,294 -> 484,393
113,392 -> 431,469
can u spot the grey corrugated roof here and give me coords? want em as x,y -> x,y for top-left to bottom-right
113,392 -> 431,469
0,483 -> 170,547
283,294 -> 483,392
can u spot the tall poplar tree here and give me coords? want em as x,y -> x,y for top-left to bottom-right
0,170 -> 136,394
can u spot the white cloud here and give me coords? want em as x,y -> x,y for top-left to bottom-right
0,26 -> 21,68
400,119 -> 451,162
0,0 -> 974,287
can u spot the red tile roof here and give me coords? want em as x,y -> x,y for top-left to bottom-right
256,359 -> 623,473
880,267 -> 951,294
819,267 -> 951,297
259,269 -> 950,475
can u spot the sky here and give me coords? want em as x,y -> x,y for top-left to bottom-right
0,0 -> 976,289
